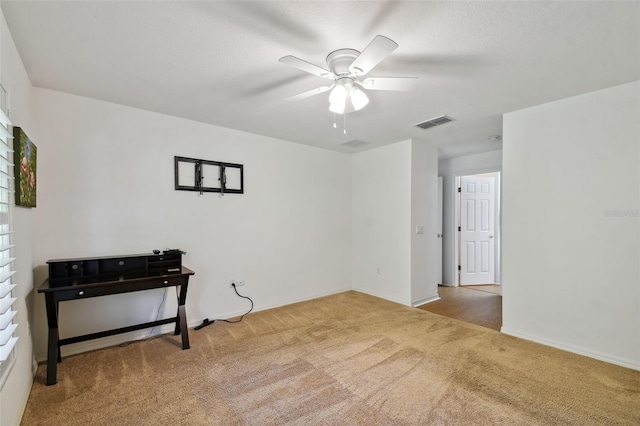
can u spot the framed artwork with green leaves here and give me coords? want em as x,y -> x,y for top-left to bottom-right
13,127 -> 37,207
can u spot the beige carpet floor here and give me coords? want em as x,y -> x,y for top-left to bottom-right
22,291 -> 639,425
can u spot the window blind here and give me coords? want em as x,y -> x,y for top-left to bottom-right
0,106 -> 16,369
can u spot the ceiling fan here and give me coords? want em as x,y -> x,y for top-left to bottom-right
279,35 -> 418,115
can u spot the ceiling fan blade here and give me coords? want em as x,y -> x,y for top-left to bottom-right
279,56 -> 336,80
285,85 -> 333,101
360,77 -> 419,91
349,35 -> 398,76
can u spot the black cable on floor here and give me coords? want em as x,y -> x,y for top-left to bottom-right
195,283 -> 253,330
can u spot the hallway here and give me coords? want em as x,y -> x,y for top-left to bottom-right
418,285 -> 502,331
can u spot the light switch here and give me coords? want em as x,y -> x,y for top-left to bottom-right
416,225 -> 424,234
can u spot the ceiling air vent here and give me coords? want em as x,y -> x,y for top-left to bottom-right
415,115 -> 455,130
340,139 -> 371,148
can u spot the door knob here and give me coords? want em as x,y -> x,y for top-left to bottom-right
489,235 -> 494,238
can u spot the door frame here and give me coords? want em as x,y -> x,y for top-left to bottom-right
459,174 -> 497,285
437,176 -> 444,284
452,167 -> 502,291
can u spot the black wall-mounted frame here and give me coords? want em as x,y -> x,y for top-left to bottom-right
174,156 -> 244,195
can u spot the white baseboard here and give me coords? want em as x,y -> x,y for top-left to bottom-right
501,327 -> 640,371
350,287 -> 442,308
36,287 -> 351,362
412,295 -> 440,307
211,287 -> 351,323
5,356 -> 35,426
42,327 -> 172,362
351,287 -> 412,306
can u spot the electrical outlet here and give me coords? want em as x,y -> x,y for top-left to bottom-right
230,279 -> 246,287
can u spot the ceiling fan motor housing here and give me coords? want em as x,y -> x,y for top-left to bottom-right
326,48 -> 360,76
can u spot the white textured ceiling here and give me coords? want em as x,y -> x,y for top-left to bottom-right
2,1 -> 639,157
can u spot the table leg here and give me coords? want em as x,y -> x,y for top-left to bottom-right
174,282 -> 190,349
56,302 -> 62,363
44,294 -> 59,386
174,296 -> 181,336
178,304 -> 190,349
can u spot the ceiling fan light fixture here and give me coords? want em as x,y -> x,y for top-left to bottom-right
329,99 -> 346,114
350,87 -> 369,111
329,84 -> 346,105
280,35 -> 416,123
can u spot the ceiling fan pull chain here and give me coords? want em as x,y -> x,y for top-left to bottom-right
333,112 -> 337,129
343,113 -> 347,135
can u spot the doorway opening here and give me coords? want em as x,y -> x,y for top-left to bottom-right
455,172 -> 501,291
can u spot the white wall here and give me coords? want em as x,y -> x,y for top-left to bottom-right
32,88 -> 352,361
438,150 -> 502,286
351,139 -> 440,306
410,140 -> 439,305
352,140 -> 412,304
502,81 -> 640,369
0,8 -> 36,426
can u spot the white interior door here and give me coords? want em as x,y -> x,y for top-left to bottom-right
460,175 -> 495,285
437,176 -> 443,284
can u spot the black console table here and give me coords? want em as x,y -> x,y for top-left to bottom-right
38,251 -> 194,385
